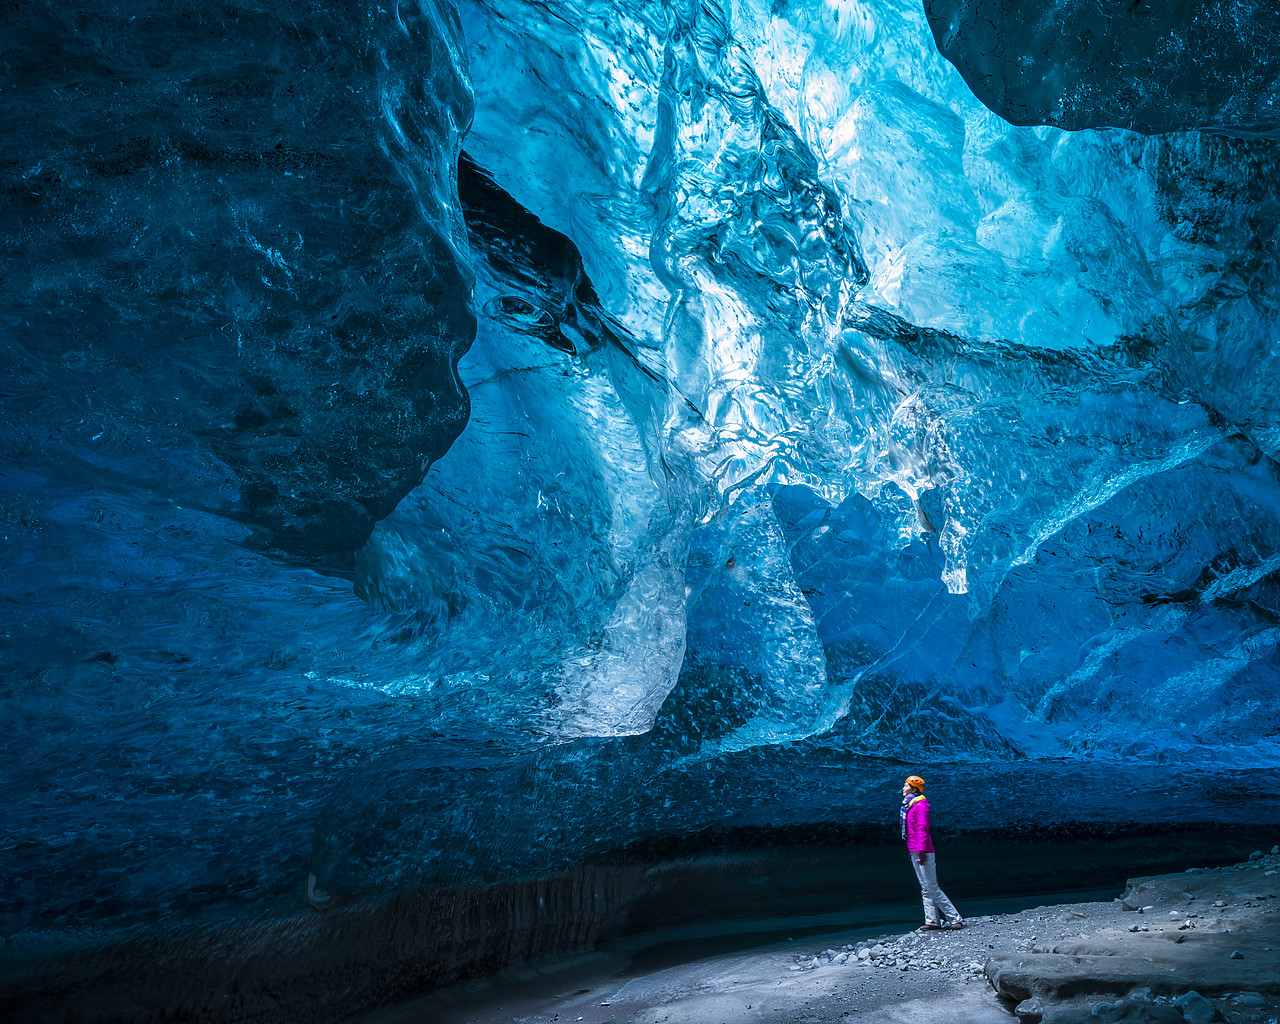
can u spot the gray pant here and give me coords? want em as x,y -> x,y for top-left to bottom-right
910,852 -> 960,925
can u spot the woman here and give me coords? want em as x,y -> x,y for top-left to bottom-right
901,774 -> 963,931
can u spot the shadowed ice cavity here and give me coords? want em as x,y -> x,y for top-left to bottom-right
0,0 -> 476,566
921,0 -> 1280,135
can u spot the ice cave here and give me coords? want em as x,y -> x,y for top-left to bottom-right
3,1 -> 1280,1021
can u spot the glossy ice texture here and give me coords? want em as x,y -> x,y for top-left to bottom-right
3,0 -> 1280,938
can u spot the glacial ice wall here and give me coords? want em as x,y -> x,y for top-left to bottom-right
2,0 -> 478,929
449,0 -> 1280,751
2,0 -> 1280,941
922,0 -> 1280,135
2,0 -> 475,566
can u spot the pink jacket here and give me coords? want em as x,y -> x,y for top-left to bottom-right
904,796 -> 934,854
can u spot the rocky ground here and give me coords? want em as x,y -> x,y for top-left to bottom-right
355,850 -> 1280,1024
982,848 -> 1280,1024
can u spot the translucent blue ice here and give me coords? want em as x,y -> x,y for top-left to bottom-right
452,0 -> 1280,754
2,0 -> 1280,938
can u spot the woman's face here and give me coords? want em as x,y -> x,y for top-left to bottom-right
902,782 -> 913,797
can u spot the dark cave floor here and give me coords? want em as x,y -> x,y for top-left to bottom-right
352,853 -> 1280,1024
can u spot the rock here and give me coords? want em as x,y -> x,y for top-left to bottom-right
1015,996 -> 1045,1023
1228,951 -> 1243,960
986,948 -> 1280,1001
1101,1002 -> 1192,1023
1172,990 -> 1216,1024
1250,851 -> 1263,861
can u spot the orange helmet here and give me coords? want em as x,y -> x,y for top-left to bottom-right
905,775 -> 925,791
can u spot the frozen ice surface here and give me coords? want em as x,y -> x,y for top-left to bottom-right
2,0 -> 1280,939
922,0 -> 1280,134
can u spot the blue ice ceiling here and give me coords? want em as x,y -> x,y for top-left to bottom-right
3,0 -> 1280,932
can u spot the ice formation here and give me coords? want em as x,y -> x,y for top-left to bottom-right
923,0 -> 1280,134
2,0 -> 1279,943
